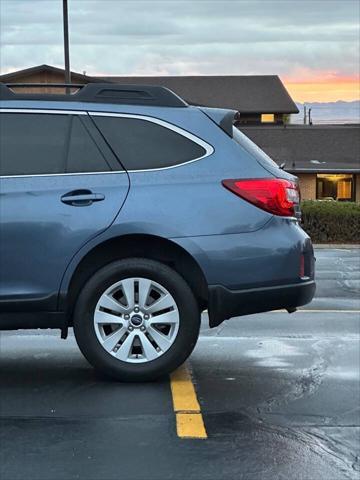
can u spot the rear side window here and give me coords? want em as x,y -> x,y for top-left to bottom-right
93,116 -> 207,170
0,113 -> 112,176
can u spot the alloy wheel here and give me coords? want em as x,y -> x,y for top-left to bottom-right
94,277 -> 180,363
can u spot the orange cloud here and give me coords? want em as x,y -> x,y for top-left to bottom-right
282,72 -> 360,102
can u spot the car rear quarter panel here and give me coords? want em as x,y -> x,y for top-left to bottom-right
172,217 -> 312,290
104,105 -> 275,238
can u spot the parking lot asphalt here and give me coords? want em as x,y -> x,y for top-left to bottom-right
0,248 -> 359,480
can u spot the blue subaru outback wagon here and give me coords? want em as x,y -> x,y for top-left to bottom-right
0,83 -> 315,381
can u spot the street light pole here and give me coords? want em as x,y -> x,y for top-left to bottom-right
63,0 -> 71,85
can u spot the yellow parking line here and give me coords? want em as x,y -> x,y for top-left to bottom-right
170,364 -> 207,439
176,413 -> 207,439
170,363 -> 201,412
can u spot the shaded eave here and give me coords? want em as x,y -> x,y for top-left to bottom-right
287,168 -> 360,174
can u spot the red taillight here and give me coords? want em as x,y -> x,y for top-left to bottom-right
222,178 -> 300,217
299,253 -> 305,278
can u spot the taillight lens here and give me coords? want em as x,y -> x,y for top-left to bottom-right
222,178 -> 300,217
299,253 -> 305,278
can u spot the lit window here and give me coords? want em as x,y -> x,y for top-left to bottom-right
261,114 -> 275,123
316,174 -> 355,201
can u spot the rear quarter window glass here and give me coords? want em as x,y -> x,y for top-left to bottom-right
93,116 -> 207,170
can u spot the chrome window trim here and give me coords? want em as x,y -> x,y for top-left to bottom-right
0,108 -> 87,115
0,108 -> 214,178
297,169 -> 358,173
0,171 -> 126,179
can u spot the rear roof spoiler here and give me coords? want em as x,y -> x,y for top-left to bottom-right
199,107 -> 239,137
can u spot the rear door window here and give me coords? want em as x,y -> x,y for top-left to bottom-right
0,113 -> 113,176
0,113 -> 69,176
92,116 -> 207,170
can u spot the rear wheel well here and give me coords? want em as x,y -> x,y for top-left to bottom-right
66,234 -> 208,324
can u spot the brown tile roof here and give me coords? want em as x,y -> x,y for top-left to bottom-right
0,65 -> 298,114
102,75 -> 298,114
240,124 -> 360,173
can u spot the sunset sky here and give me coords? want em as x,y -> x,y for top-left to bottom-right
0,0 -> 359,103
283,72 -> 359,103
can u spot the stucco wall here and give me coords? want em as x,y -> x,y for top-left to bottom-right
297,173 -> 316,200
8,71 -> 81,94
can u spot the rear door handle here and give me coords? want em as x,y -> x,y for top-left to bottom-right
61,190 -> 105,206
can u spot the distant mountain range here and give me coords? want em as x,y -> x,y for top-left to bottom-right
291,100 -> 360,124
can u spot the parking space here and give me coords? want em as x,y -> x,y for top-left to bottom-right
194,310 -> 359,476
0,248 -> 359,480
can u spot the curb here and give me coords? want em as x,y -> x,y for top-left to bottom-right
313,244 -> 360,249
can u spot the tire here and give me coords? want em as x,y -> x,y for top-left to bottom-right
73,258 -> 201,381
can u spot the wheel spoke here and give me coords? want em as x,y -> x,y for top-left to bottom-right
147,326 -> 172,352
98,294 -> 128,314
138,278 -> 152,309
94,309 -> 124,325
101,326 -> 127,353
138,333 -> 160,361
115,331 -> 136,361
148,309 -> 178,325
121,278 -> 135,310
145,294 -> 175,314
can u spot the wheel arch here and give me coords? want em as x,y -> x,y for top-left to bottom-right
63,234 -> 208,325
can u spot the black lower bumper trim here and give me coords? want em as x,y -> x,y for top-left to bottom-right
208,280 -> 316,328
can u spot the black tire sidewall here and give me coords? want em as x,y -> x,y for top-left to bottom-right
73,258 -> 200,381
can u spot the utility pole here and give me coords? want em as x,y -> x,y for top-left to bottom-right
63,0 -> 71,85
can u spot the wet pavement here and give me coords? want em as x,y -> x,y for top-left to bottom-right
0,248 -> 359,480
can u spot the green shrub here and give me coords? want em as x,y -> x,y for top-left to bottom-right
301,200 -> 360,243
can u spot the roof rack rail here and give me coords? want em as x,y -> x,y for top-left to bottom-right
0,82 -> 188,108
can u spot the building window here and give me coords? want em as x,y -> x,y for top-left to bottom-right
261,114 -> 275,123
316,174 -> 355,201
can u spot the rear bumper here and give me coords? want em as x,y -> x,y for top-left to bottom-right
208,280 -> 316,327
